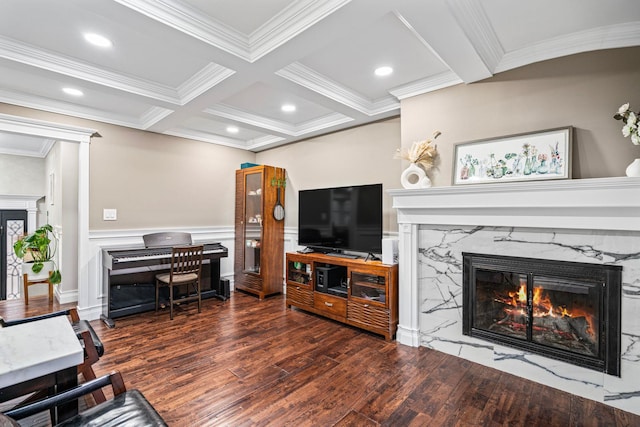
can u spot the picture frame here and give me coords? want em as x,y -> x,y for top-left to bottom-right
452,127 -> 573,185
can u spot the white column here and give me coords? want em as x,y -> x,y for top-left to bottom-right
77,138 -> 91,312
395,222 -> 421,346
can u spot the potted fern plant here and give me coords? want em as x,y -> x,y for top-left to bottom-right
13,224 -> 62,284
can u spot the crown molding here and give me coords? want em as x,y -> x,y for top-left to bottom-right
0,36 -> 180,104
395,7 -> 492,84
391,12 -> 465,98
446,0 -> 503,73
139,106 -> 175,129
163,127 -> 250,150
112,0 -> 251,61
368,97 -> 401,115
165,127 -> 286,152
114,0 -> 351,63
40,139 -> 56,157
205,104 -> 353,139
0,36 -> 233,106
276,62 -> 371,114
176,63 -> 236,105
389,71 -> 463,100
246,135 -> 288,151
249,0 -> 352,61
294,113 -> 354,135
205,105 -> 296,135
496,22 -> 640,73
164,126 -> 289,152
276,62 -> 398,116
0,89 -> 169,131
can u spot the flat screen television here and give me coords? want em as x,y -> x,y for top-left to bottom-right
298,183 -> 383,254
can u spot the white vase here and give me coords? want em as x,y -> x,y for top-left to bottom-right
401,163 -> 432,189
21,260 -> 54,280
626,158 -> 640,177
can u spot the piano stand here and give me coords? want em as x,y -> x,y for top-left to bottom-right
100,314 -> 115,329
214,278 -> 231,302
102,241 -> 228,327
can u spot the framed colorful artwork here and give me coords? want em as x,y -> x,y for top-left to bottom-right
452,127 -> 573,185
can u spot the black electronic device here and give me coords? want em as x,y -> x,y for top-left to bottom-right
217,278 -> 230,300
298,183 -> 383,254
315,265 -> 347,294
327,286 -> 348,297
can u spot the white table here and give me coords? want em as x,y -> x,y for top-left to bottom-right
0,315 -> 83,421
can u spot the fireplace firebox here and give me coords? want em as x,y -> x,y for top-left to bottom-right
462,253 -> 622,376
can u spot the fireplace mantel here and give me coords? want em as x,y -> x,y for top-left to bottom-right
389,176 -> 640,231
388,177 -> 640,347
389,177 -> 640,415
389,177 -> 640,347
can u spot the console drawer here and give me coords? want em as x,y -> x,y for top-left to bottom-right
314,292 -> 347,318
348,301 -> 390,330
287,284 -> 314,307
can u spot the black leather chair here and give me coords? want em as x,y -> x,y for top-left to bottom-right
2,371 -> 167,426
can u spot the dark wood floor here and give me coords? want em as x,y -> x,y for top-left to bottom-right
2,292 -> 639,426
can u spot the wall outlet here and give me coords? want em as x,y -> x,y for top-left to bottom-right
103,208 -> 117,221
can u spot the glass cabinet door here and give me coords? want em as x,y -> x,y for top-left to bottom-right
350,272 -> 386,304
287,260 -> 311,286
244,171 -> 262,273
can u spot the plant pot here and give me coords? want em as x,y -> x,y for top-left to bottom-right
22,260 -> 54,281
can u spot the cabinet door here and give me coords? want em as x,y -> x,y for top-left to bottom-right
347,267 -> 392,336
243,171 -> 263,274
285,255 -> 314,307
349,270 -> 387,307
287,257 -> 312,288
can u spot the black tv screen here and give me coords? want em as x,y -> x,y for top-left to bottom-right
298,183 -> 383,254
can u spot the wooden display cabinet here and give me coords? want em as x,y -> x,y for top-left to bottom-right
234,165 -> 286,299
285,252 -> 398,340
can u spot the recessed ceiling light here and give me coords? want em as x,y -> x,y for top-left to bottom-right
226,126 -> 239,134
62,87 -> 84,97
84,33 -> 112,48
281,104 -> 296,113
374,66 -> 393,77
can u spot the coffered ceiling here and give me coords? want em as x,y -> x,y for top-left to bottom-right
1,0 -> 639,156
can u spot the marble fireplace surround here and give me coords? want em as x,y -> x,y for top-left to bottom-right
389,177 -> 640,415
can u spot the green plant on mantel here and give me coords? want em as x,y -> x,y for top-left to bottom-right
13,224 -> 62,284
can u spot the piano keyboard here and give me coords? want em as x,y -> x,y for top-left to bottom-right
112,247 -> 224,262
103,242 -> 227,270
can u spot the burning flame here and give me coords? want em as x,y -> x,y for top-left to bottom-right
503,284 -> 596,339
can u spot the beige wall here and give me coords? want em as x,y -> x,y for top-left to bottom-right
0,103 -> 255,230
89,125 -> 253,229
401,47 -> 640,186
257,117 -> 401,234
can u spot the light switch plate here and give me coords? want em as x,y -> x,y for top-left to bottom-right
103,208 -> 117,221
